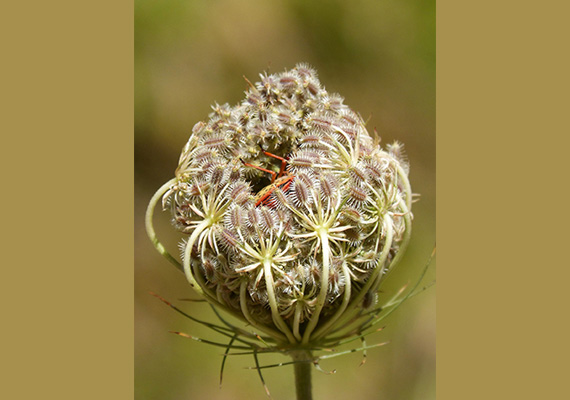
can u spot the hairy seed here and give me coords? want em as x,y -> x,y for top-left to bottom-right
259,206 -> 276,232
248,208 -> 260,227
193,148 -> 217,163
340,207 -> 362,222
246,92 -> 263,106
230,182 -> 251,205
219,228 -> 239,250
326,94 -> 345,111
300,133 -> 323,146
294,180 -> 310,206
349,165 -> 368,183
364,160 -> 385,182
203,133 -> 228,149
289,156 -> 313,168
310,116 -> 333,131
349,185 -> 368,203
201,257 -> 217,281
340,111 -> 359,126
306,82 -> 319,96
272,188 -> 289,209
296,64 -> 316,79
227,206 -> 245,230
296,171 -> 315,188
319,174 -> 338,199
208,164 -> 226,186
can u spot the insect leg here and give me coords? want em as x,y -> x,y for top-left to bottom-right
240,159 -> 277,182
258,145 -> 288,179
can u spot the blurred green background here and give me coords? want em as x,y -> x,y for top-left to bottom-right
135,1 -> 435,399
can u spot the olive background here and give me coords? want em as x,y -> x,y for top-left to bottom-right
135,1 -> 435,399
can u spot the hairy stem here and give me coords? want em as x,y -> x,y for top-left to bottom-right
291,350 -> 313,400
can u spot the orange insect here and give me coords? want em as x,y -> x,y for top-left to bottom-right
242,147 -> 294,207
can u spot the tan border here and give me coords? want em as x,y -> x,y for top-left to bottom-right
436,2 -> 568,399
2,2 -> 133,399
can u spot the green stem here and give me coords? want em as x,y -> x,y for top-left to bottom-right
183,219 -> 211,295
301,229 -> 330,344
239,280 -> 288,342
311,261 -> 351,341
145,178 -> 184,272
291,351 -> 313,400
263,259 -> 297,343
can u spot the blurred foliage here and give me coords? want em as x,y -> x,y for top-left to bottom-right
135,0 -> 435,399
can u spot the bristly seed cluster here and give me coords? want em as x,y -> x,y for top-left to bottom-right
161,64 -> 413,345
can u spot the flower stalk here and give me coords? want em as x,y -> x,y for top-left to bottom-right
146,64 -> 419,398
291,350 -> 314,400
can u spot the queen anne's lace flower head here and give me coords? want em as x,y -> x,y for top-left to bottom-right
151,64 -> 413,346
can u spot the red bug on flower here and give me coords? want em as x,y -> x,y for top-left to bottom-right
241,147 -> 295,207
